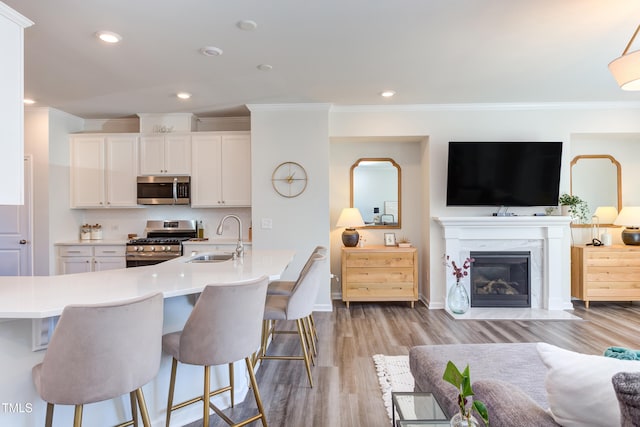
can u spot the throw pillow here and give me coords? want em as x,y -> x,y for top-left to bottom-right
536,342 -> 640,427
611,371 -> 640,427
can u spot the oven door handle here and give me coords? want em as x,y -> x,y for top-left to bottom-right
172,177 -> 178,204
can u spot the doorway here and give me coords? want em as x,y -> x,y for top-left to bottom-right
0,156 -> 33,276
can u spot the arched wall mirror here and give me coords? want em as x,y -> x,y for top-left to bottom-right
350,158 -> 401,228
570,154 -> 622,225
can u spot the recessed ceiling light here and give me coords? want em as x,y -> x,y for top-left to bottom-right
200,46 -> 223,57
176,92 -> 192,100
95,31 -> 122,44
381,90 -> 396,98
237,20 -> 258,31
257,64 -> 273,71
23,98 -> 36,105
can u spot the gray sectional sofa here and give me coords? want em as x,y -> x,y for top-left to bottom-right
409,343 -> 559,426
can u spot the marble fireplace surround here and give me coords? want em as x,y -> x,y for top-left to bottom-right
435,216 -> 575,318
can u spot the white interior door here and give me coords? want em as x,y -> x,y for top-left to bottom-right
0,156 -> 32,276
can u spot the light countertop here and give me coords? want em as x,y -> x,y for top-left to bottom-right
0,249 -> 294,318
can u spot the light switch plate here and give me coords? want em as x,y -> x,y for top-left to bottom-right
261,218 -> 273,229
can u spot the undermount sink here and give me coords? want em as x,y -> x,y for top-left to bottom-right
187,253 -> 235,263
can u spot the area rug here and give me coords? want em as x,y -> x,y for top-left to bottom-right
372,354 -> 414,420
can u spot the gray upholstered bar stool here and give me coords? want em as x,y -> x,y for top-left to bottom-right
163,276 -> 269,427
258,253 -> 326,388
32,292 -> 164,427
266,246 -> 326,351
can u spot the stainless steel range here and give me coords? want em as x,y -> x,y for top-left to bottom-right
126,220 -> 197,267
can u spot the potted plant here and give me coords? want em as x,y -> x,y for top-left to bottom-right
443,361 -> 489,427
558,193 -> 590,224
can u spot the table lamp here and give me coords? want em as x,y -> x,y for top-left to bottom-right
593,206 -> 619,225
336,208 -> 365,247
614,207 -> 640,245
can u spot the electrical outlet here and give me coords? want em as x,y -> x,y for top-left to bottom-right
261,218 -> 273,229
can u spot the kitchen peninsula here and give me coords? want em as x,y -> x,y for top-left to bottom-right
0,249 -> 294,427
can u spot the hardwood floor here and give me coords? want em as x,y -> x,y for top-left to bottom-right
186,300 -> 640,427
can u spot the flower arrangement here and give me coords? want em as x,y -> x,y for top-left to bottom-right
445,255 -> 475,283
443,361 -> 489,426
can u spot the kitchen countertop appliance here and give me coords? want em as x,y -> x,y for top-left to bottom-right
126,220 -> 197,267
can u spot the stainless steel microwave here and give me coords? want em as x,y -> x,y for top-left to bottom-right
137,176 -> 190,205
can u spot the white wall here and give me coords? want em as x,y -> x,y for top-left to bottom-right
248,104 -> 332,310
24,107 -> 84,275
330,103 -> 640,308
329,139 -> 424,298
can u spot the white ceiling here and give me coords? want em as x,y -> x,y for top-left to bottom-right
6,0 -> 640,119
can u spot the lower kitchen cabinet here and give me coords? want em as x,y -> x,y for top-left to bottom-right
57,244 -> 126,274
341,245 -> 418,308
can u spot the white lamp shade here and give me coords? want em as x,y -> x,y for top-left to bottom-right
614,207 -> 640,227
336,208 -> 365,228
609,49 -> 640,90
593,206 -> 619,224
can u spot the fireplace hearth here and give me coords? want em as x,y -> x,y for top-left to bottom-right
470,251 -> 531,308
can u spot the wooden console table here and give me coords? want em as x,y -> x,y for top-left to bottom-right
571,244 -> 640,308
341,245 -> 418,308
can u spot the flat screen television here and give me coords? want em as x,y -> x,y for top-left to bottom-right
446,141 -> 563,207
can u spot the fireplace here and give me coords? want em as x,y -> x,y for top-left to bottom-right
470,251 -> 531,308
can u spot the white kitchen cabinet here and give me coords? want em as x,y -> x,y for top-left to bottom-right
0,5 -> 32,205
139,134 -> 191,175
57,244 -> 126,274
70,134 -> 138,208
191,132 -> 251,207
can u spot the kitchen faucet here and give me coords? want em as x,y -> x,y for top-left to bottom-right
216,214 -> 244,259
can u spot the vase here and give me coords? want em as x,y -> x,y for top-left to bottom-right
450,412 -> 479,427
447,280 -> 470,314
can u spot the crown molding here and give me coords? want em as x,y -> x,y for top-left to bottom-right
330,101 -> 640,113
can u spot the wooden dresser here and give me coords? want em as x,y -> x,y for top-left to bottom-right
571,244 -> 640,308
341,245 -> 418,308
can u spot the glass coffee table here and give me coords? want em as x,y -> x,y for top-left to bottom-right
391,392 -> 448,426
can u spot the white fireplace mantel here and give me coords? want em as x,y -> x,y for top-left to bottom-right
434,216 -> 573,312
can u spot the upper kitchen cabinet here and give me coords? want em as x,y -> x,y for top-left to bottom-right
139,134 -> 191,175
191,132 -> 251,207
70,134 -> 139,208
0,5 -> 32,205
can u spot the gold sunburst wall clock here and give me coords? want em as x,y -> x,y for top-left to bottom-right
271,161 -> 308,198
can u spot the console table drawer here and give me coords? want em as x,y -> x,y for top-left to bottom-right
346,284 -> 415,299
571,244 -> 640,308
341,245 -> 418,308
344,252 -> 414,268
344,267 -> 414,284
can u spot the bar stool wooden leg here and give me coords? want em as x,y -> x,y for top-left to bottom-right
296,319 -> 313,387
45,403 -> 54,427
135,388 -> 152,427
165,357 -> 178,427
245,357 -> 268,427
228,362 -> 234,407
73,405 -> 83,427
129,391 -> 138,427
203,365 -> 210,427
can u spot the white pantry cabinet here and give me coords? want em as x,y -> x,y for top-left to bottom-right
0,5 -> 32,205
139,134 -> 191,175
57,244 -> 126,274
70,134 -> 139,208
191,132 -> 251,207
